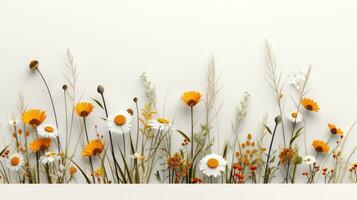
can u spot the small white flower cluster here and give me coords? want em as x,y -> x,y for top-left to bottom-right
288,71 -> 307,91
140,72 -> 157,106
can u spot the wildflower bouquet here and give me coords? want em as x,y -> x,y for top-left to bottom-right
0,43 -> 356,184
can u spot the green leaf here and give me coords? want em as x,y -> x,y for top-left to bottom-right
222,142 -> 228,159
289,127 -> 304,147
91,97 -> 104,110
176,129 -> 190,142
118,146 -> 133,183
0,145 -> 9,157
264,124 -> 272,135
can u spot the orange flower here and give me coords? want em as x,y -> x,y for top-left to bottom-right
181,91 -> 202,107
312,140 -> 329,153
249,165 -> 257,171
82,140 -> 104,157
328,123 -> 343,135
300,98 -> 319,112
69,166 -> 77,175
75,102 -> 94,117
22,109 -> 46,127
30,138 -> 52,152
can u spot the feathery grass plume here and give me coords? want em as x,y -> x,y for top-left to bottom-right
265,40 -> 287,147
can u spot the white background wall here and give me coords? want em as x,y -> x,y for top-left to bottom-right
1,0 -> 357,184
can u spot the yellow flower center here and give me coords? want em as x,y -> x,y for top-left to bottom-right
157,118 -> 170,124
44,126 -> 54,133
114,115 -> 126,126
11,156 -> 20,166
291,112 -> 298,118
207,158 -> 219,169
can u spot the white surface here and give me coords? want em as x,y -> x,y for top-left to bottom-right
1,0 -> 357,183
0,184 -> 354,200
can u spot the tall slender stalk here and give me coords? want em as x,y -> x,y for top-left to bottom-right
190,106 -> 194,159
98,88 -> 120,183
35,68 -> 62,155
263,116 -> 281,183
83,117 -> 96,184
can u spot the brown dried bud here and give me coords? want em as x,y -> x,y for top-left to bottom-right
29,60 -> 39,71
127,108 -> 134,116
97,85 -> 105,94
275,115 -> 282,124
133,97 -> 138,103
62,84 -> 68,90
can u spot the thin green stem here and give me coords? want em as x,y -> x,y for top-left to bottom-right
83,117 -> 96,184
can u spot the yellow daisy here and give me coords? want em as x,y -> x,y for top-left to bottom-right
312,140 -> 329,153
328,123 -> 343,135
75,102 -> 94,117
22,109 -> 46,127
30,138 -> 52,152
82,140 -> 104,157
181,91 -> 202,107
300,98 -> 320,112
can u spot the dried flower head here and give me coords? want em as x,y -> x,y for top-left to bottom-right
279,148 -> 298,165
97,85 -> 105,94
29,60 -> 39,71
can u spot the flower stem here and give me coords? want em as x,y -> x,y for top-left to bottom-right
83,117 -> 96,184
263,122 -> 279,183
99,93 -> 120,183
35,69 -> 62,155
190,106 -> 194,159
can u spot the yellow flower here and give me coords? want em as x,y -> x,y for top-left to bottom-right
75,102 -> 94,117
22,109 -> 46,127
328,123 -> 343,135
82,140 -> 104,157
181,91 -> 202,107
93,167 -> 104,177
300,98 -> 319,112
312,140 -> 329,153
30,138 -> 52,152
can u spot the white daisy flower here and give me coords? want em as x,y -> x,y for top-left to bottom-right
8,119 -> 20,126
148,117 -> 173,132
37,124 -> 59,139
40,152 -> 61,165
288,71 -> 306,90
7,153 -> 24,171
199,153 -> 227,177
303,155 -> 316,165
107,110 -> 132,135
130,152 -> 144,160
286,111 -> 303,123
